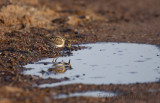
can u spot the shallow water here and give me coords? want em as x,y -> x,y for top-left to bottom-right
53,91 -> 116,99
23,42 -> 160,87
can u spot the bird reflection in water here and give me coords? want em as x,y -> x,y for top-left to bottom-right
48,58 -> 72,74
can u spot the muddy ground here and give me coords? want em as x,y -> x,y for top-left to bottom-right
0,0 -> 160,103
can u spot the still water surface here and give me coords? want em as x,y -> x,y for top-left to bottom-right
23,42 -> 160,87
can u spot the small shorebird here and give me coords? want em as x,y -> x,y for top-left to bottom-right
48,36 -> 66,48
36,33 -> 75,48
45,36 -> 75,48
48,59 -> 72,73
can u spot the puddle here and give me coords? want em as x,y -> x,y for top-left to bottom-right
23,42 -> 160,87
53,91 -> 116,99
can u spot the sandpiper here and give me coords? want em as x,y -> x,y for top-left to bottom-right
48,59 -> 72,73
48,36 -> 66,48
46,36 -> 75,48
37,33 -> 75,48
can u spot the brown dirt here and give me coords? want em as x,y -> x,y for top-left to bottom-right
0,0 -> 160,103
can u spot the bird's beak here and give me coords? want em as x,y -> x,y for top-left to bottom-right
68,39 -> 76,42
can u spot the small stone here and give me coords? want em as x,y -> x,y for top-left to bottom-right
44,62 -> 48,65
64,77 -> 69,80
78,85 -> 82,88
39,75 -> 42,79
75,75 -> 80,78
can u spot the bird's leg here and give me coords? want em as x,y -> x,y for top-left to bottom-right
69,47 -> 71,53
68,59 -> 70,64
52,57 -> 58,63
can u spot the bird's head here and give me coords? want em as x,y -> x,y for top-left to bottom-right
65,39 -> 76,48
